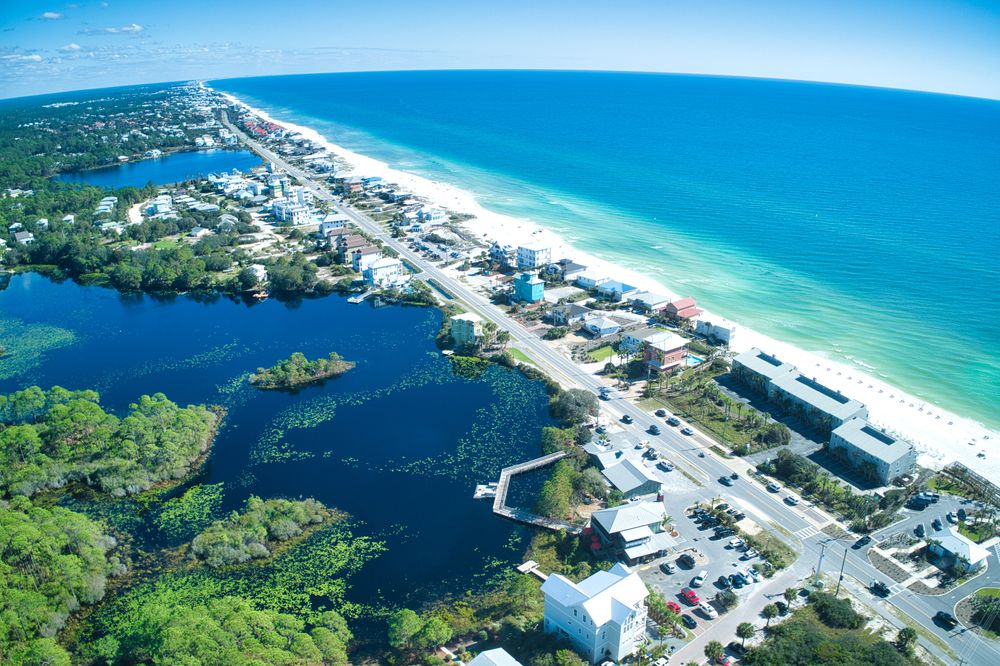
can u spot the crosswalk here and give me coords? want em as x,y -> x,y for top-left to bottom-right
887,582 -> 906,598
993,543 -> 1000,562
794,525 -> 820,539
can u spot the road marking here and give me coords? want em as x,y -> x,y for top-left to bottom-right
794,526 -> 819,539
887,582 -> 905,598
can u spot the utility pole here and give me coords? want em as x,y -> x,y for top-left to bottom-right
835,548 -> 848,596
814,540 -> 828,587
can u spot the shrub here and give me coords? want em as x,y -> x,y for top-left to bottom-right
810,592 -> 865,629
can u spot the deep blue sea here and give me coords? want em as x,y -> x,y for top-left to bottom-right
56,148 -> 261,188
213,71 -> 1000,429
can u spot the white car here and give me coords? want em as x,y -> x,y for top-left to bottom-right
742,548 -> 759,560
728,538 -> 745,550
785,494 -> 800,506
698,601 -> 718,619
692,570 -> 708,587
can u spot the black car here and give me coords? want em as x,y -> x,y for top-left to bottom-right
870,581 -> 890,597
655,409 -> 667,417
621,414 -> 633,424
667,416 -> 681,426
729,574 -> 745,589
720,475 -> 734,486
717,575 -> 732,589
915,523 -> 926,538
727,642 -> 748,658
716,528 -> 736,538
716,503 -> 730,511
852,535 -> 872,549
932,518 -> 943,531
733,512 -> 746,521
681,614 -> 698,629
934,611 -> 959,629
649,424 -> 661,435
776,601 -> 788,615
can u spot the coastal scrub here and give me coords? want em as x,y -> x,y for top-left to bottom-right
250,352 -> 355,390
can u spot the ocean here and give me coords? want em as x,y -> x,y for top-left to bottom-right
212,71 -> 1000,429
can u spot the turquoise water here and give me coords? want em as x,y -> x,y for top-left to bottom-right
212,71 -> 1000,429
55,148 -> 261,188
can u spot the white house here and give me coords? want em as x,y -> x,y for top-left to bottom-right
36,218 -> 49,229
576,271 -> 610,290
620,327 -> 674,354
517,244 -> 552,270
188,227 -> 212,238
272,199 -> 312,226
541,563 -> 648,664
928,528 -> 990,573
629,291 -> 671,313
363,257 -> 405,287
14,231 -> 35,245
696,318 -> 738,346
351,246 -> 383,273
319,214 -> 349,235
61,214 -> 75,224
468,648 -> 523,666
583,315 -> 620,338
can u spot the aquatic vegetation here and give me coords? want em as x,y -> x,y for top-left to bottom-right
154,483 -> 225,543
0,316 -> 76,381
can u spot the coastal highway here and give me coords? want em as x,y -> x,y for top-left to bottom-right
223,111 -> 991,665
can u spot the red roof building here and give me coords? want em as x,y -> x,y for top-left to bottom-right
665,297 -> 703,321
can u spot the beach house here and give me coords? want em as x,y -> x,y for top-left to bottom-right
450,312 -> 484,349
696,319 -> 738,346
629,291 -> 672,313
643,332 -> 689,373
583,315 -> 620,338
589,501 -> 674,564
927,528 -> 990,573
575,271 -> 610,290
513,272 -> 545,303
489,241 -> 517,269
546,258 -> 588,282
363,257 -> 404,287
541,563 -> 648,664
602,459 -> 661,498
14,231 -> 34,245
351,246 -> 383,273
664,297 -> 703,322
829,419 -> 917,485
517,244 -> 552,270
596,280 -> 639,302
620,327 -> 671,354
549,303 -> 593,326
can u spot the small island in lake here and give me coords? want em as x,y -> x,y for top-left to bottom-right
250,351 -> 355,390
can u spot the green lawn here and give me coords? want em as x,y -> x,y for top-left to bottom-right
508,348 -> 537,366
975,588 -> 1000,598
153,238 -> 182,249
588,345 -> 615,363
959,522 -> 994,544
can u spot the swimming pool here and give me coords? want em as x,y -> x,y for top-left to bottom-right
685,355 -> 705,367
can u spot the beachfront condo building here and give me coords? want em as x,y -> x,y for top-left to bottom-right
541,563 -> 648,664
829,418 -> 917,485
517,244 -> 552,270
450,312 -> 484,349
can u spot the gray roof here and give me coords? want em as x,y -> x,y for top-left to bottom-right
831,419 -> 914,464
602,459 -> 661,494
592,501 -> 665,534
733,347 -> 797,382
554,302 -> 592,316
469,649 -> 524,666
771,372 -> 867,421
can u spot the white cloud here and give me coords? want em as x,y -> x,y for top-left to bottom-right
61,43 -> 81,51
119,23 -> 143,33
2,54 -> 44,62
41,11 -> 64,20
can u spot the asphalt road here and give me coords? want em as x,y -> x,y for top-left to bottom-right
222,111 -> 996,665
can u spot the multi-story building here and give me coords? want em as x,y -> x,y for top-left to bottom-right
513,272 -> 544,303
829,418 -> 917,485
768,372 -> 868,437
450,312 -> 484,349
731,348 -> 797,395
541,563 -> 648,664
590,501 -> 675,564
363,257 -> 404,287
516,244 -> 551,270
643,332 -> 689,373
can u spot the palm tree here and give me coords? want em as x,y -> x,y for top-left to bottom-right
896,627 -> 917,655
737,621 -> 755,647
762,603 -> 778,627
704,640 -> 725,663
783,587 -> 798,607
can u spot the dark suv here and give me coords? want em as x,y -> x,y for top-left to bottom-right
678,553 -> 696,568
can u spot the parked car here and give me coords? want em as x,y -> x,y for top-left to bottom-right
681,427 -> 695,436
729,574 -> 745,589
666,600 -> 682,614
715,527 -> 736,538
915,523 -> 926,538
655,409 -> 667,417
681,613 -> 698,629
932,517 -> 943,531
678,553 -> 696,568
728,538 -> 745,549
660,562 -> 677,574
742,548 -> 759,559
958,508 -> 968,521
621,414 -> 633,424
727,642 -> 748,657
716,503 -> 730,511
667,416 -> 681,426
776,601 -> 788,615
692,570 -> 708,587
947,511 -> 959,524
717,575 -> 732,589
715,657 -> 733,666
733,512 -> 746,521
720,475 -> 734,486
726,507 -> 738,515
653,658 -> 669,666
681,588 -> 701,605
649,424 -> 661,435
767,482 -> 782,492
635,441 -> 646,449
852,535 -> 872,549
595,425 -> 606,434
657,460 -> 674,472
934,611 -> 959,629
698,601 -> 718,619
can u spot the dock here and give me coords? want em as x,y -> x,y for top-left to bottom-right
517,560 -> 548,581
347,289 -> 374,304
473,482 -> 498,499
489,451 -> 582,534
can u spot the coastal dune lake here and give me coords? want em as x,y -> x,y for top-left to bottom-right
0,274 -> 552,629
215,71 -> 1000,430
55,148 -> 261,188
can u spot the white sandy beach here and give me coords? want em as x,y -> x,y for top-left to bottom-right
216,88 -> 1000,484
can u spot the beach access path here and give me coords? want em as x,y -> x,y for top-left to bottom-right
222,111 -> 995,666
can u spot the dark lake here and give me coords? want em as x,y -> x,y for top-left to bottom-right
0,274 -> 552,618
54,149 -> 262,188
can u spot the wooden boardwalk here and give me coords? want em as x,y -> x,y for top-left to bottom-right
491,451 -> 582,534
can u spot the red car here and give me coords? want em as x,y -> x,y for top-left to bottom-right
666,600 -> 682,614
681,588 -> 701,605
715,657 -> 733,666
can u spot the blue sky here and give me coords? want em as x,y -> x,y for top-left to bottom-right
1,0 -> 998,100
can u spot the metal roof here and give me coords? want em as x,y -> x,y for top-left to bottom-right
831,418 -> 914,464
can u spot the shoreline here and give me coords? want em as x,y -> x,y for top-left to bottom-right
213,87 -> 1000,482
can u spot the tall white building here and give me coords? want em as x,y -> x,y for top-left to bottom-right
540,563 -> 648,664
517,244 -> 552,270
363,257 -> 404,287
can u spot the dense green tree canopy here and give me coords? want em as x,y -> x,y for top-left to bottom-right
250,352 -> 355,390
